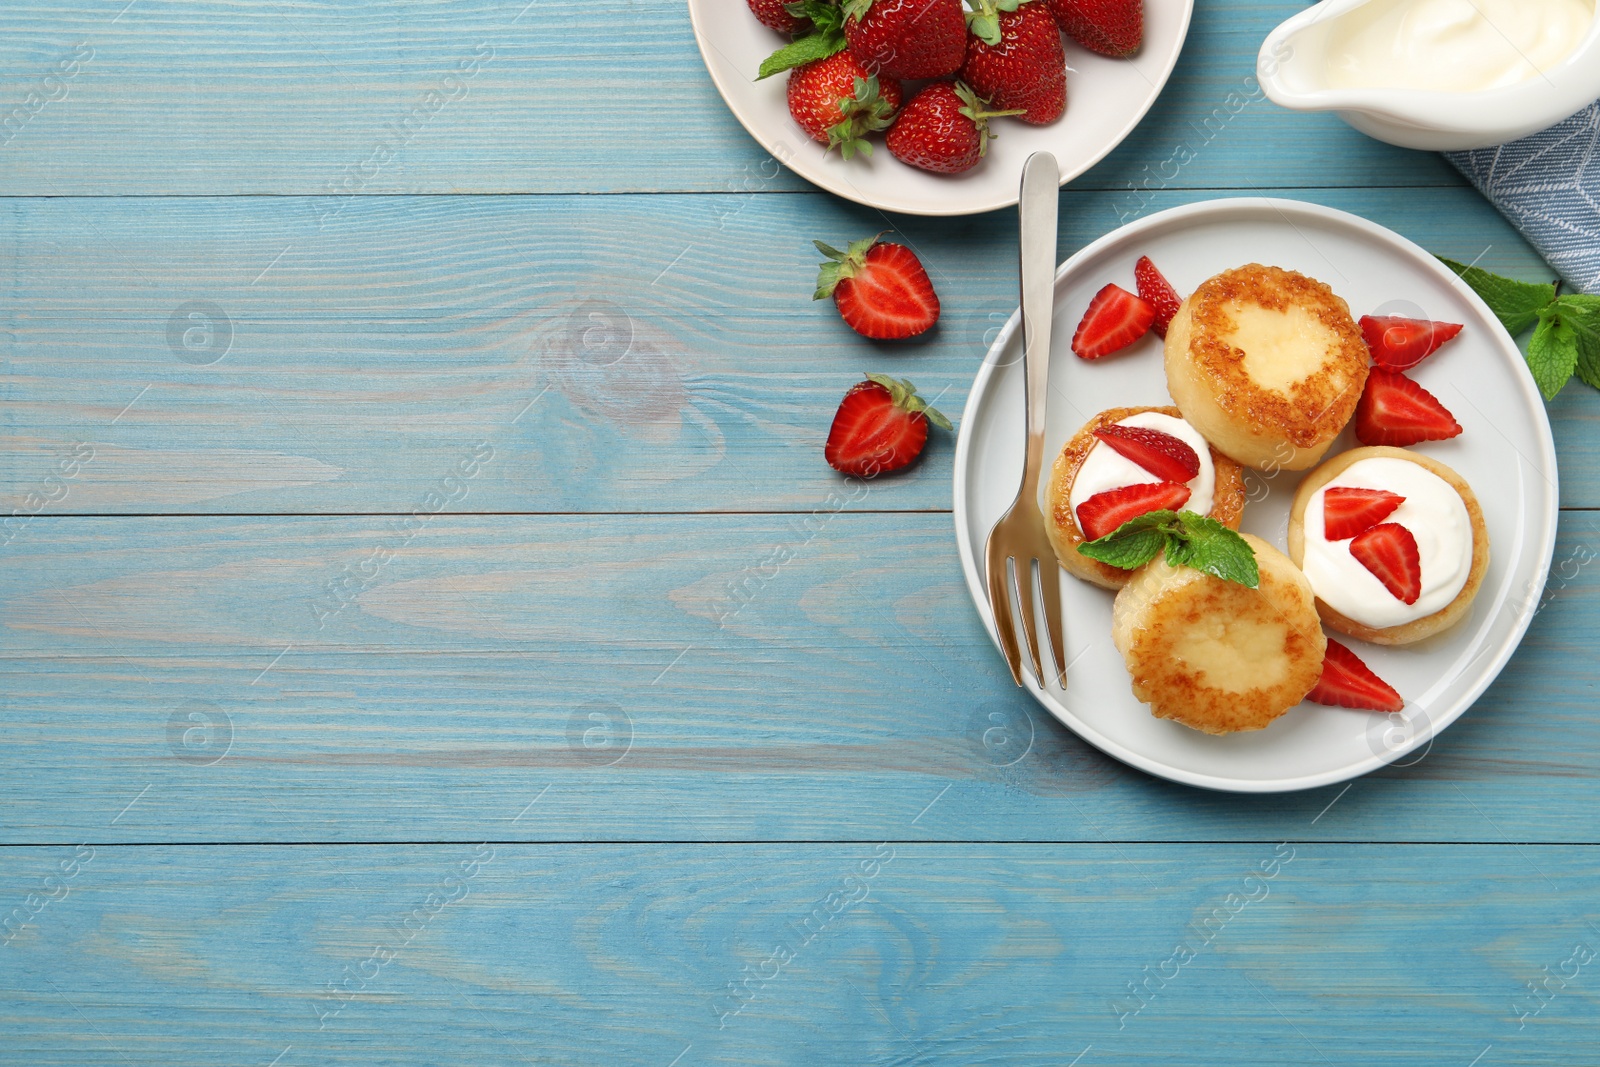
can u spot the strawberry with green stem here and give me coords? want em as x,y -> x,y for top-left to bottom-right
825,373 -> 952,477
842,0 -> 968,79
960,0 -> 1067,125
886,81 -> 1023,174
786,51 -> 903,159
814,233 -> 940,339
748,0 -> 809,35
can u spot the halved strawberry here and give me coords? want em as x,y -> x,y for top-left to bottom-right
1072,283 -> 1155,360
1075,481 -> 1190,541
825,373 -> 952,477
1349,522 -> 1421,605
1322,487 -> 1406,541
1306,639 -> 1404,713
1354,367 -> 1463,447
1133,256 -> 1181,339
1092,424 -> 1200,482
1360,315 -> 1463,371
814,235 -> 939,340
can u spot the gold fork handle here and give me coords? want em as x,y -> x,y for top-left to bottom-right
1018,152 -> 1060,504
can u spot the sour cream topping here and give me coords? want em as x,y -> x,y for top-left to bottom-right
1068,411 -> 1216,522
1323,0 -> 1594,94
1301,456 -> 1473,629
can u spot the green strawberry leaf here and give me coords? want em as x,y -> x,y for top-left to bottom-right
864,372 -> 952,431
1527,308 -> 1580,401
1166,511 -> 1260,589
1437,256 -> 1556,336
813,234 -> 883,299
757,27 -> 845,79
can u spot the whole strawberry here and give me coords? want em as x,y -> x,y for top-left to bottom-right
1047,0 -> 1142,57
886,81 -> 1022,174
787,51 -> 903,158
825,373 -> 952,477
960,0 -> 1066,125
748,0 -> 807,34
814,234 -> 940,339
843,0 -> 968,79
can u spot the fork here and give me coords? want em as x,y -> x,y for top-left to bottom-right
983,151 -> 1065,688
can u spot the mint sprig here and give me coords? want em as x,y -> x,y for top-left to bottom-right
1078,509 -> 1260,588
1439,257 -> 1600,401
757,1 -> 846,79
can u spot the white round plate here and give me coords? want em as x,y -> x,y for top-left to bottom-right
953,198 -> 1559,792
687,0 -> 1193,216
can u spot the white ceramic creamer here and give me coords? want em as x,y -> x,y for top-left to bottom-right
1257,0 -> 1600,150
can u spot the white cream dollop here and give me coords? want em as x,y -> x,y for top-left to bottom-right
1301,456 -> 1473,629
1323,0 -> 1594,93
1068,411 -> 1216,522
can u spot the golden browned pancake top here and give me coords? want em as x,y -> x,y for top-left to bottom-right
1181,264 -> 1369,448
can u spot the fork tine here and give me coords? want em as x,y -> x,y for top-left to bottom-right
985,536 -> 1024,686
1037,556 -> 1066,688
1012,556 -> 1044,686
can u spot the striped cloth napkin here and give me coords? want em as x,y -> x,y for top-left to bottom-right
1445,101 -> 1600,295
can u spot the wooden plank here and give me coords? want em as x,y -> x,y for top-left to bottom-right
1,843 -> 1596,1063
2,513 -> 1597,844
5,187 -> 1593,514
0,1 -> 1461,196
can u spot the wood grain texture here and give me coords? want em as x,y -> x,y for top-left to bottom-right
3,513 -> 1597,844
2,844 -> 1597,1064
0,1 -> 1462,196
5,188 -> 1595,514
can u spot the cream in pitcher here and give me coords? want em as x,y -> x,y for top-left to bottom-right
1321,0 -> 1594,93
1258,0 -> 1600,149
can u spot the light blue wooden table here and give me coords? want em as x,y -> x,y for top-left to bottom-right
3,1 -> 1598,1063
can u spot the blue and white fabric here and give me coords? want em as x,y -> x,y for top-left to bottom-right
1446,101 -> 1600,295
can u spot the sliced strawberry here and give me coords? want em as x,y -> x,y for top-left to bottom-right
1133,256 -> 1181,339
1359,315 -> 1464,371
825,373 -> 951,477
1322,487 -> 1406,541
1307,639 -> 1404,713
1349,522 -> 1422,605
815,235 -> 939,340
1072,283 -> 1155,360
1075,481 -> 1190,541
1353,367 -> 1463,447
1092,424 -> 1200,482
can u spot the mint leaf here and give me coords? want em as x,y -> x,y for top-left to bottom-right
1572,309 -> 1600,391
1075,509 -> 1258,588
1527,309 -> 1580,401
757,28 -> 845,79
1555,293 -> 1600,313
1438,256 -> 1556,336
1078,525 -> 1167,570
1166,512 -> 1260,589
